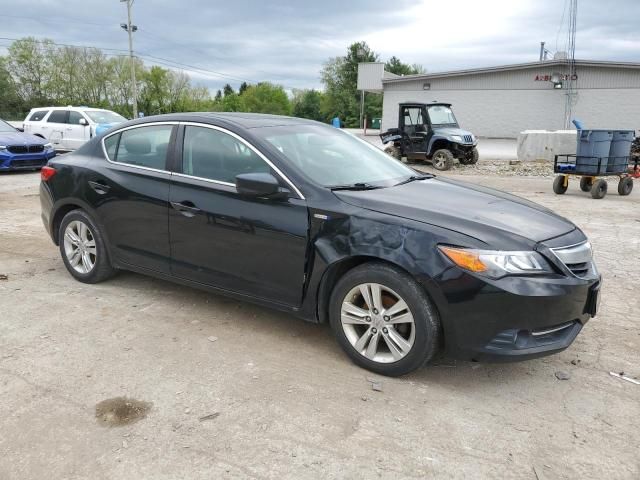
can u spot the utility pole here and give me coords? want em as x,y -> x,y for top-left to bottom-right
120,0 -> 138,118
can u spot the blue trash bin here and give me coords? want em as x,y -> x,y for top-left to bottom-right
576,130 -> 613,174
607,130 -> 634,172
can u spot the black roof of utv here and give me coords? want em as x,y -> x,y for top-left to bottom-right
399,102 -> 452,108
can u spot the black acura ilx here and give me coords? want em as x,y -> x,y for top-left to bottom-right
40,113 -> 601,376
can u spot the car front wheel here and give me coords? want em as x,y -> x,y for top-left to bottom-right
59,210 -> 116,283
329,263 -> 440,376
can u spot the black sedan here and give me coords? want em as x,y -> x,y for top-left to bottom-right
40,113 -> 601,376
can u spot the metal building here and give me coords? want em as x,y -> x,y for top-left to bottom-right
359,60 -> 640,138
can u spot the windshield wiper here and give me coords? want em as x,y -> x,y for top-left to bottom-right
329,182 -> 383,191
394,174 -> 434,186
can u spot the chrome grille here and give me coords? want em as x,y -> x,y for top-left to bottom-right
463,135 -> 473,143
550,241 -> 595,278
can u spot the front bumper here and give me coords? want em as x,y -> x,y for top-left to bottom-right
0,150 -> 56,170
434,267 -> 600,362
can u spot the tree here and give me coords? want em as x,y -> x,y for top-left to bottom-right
292,89 -> 324,121
385,56 -> 425,76
239,81 -> 249,95
320,41 -> 379,127
240,82 -> 290,115
223,83 -> 234,97
214,89 -> 222,101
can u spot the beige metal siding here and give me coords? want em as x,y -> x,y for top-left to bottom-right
382,65 -> 640,137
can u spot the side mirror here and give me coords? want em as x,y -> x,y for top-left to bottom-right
235,172 -> 286,198
79,118 -> 88,126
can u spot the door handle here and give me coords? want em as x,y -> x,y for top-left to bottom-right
88,180 -> 111,195
170,201 -> 201,218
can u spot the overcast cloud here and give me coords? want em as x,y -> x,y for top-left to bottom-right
0,0 -> 637,92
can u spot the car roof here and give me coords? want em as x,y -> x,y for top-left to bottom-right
28,106 -> 113,112
122,112 -> 319,129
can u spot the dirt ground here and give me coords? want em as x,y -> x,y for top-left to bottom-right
1,169 -> 638,480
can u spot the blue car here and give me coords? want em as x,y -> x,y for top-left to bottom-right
0,118 -> 56,171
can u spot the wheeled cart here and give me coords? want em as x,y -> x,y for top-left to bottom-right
552,154 -> 637,199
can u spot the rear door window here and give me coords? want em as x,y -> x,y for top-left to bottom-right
47,110 -> 68,124
106,125 -> 173,170
28,110 -> 49,121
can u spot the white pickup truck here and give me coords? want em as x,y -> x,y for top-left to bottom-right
23,106 -> 127,151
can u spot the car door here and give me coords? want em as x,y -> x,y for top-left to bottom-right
66,111 -> 90,150
169,123 -> 309,306
43,109 -> 68,149
88,122 -> 177,274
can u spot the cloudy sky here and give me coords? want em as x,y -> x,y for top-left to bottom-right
0,0 -> 637,92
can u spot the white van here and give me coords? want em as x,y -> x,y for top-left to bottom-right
23,106 -> 127,151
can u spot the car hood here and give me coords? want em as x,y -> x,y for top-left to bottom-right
433,127 -> 473,137
0,131 -> 47,145
334,177 -> 576,248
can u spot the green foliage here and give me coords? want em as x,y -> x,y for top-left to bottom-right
385,56 -> 425,76
223,83 -> 234,97
320,41 -> 379,127
240,82 -> 291,115
292,89 -> 324,122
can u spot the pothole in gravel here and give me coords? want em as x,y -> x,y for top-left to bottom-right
95,397 -> 152,427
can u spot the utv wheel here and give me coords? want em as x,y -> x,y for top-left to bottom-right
384,145 -> 401,160
579,176 -> 593,192
59,210 -> 116,283
459,147 -> 479,165
590,179 -> 608,199
553,175 -> 568,194
618,177 -> 633,196
431,149 -> 454,171
329,262 -> 440,377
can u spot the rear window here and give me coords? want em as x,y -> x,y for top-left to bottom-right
103,125 -> 173,170
28,110 -> 49,122
47,110 -> 68,123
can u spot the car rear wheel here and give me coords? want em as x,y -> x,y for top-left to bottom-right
59,210 -> 116,283
329,263 -> 440,376
431,149 -> 454,171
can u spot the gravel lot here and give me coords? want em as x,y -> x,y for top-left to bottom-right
1,169 -> 639,480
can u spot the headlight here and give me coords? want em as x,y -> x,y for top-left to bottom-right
44,143 -> 53,149
439,246 -> 553,278
450,135 -> 463,143
0,145 -> 6,151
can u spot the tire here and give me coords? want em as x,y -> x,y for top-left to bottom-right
459,147 -> 479,165
579,176 -> 593,192
590,179 -> 608,199
328,262 -> 440,377
431,149 -> 454,171
58,209 -> 116,283
384,145 -> 401,160
618,177 -> 633,196
553,175 -> 568,194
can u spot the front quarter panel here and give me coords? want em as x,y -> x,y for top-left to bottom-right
301,203 -> 486,326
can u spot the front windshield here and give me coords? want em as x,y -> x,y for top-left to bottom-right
255,124 -> 416,187
427,105 -> 457,125
0,119 -> 16,133
83,110 -> 126,124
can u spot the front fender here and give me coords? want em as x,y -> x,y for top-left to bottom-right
427,135 -> 451,153
299,210 -> 483,326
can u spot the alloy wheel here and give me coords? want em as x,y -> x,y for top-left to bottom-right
433,153 -> 447,169
63,220 -> 97,274
340,283 -> 416,363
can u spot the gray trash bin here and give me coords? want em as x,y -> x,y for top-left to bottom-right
576,129 -> 613,174
607,130 -> 634,172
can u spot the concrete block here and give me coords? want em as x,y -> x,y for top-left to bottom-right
517,130 -> 577,162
